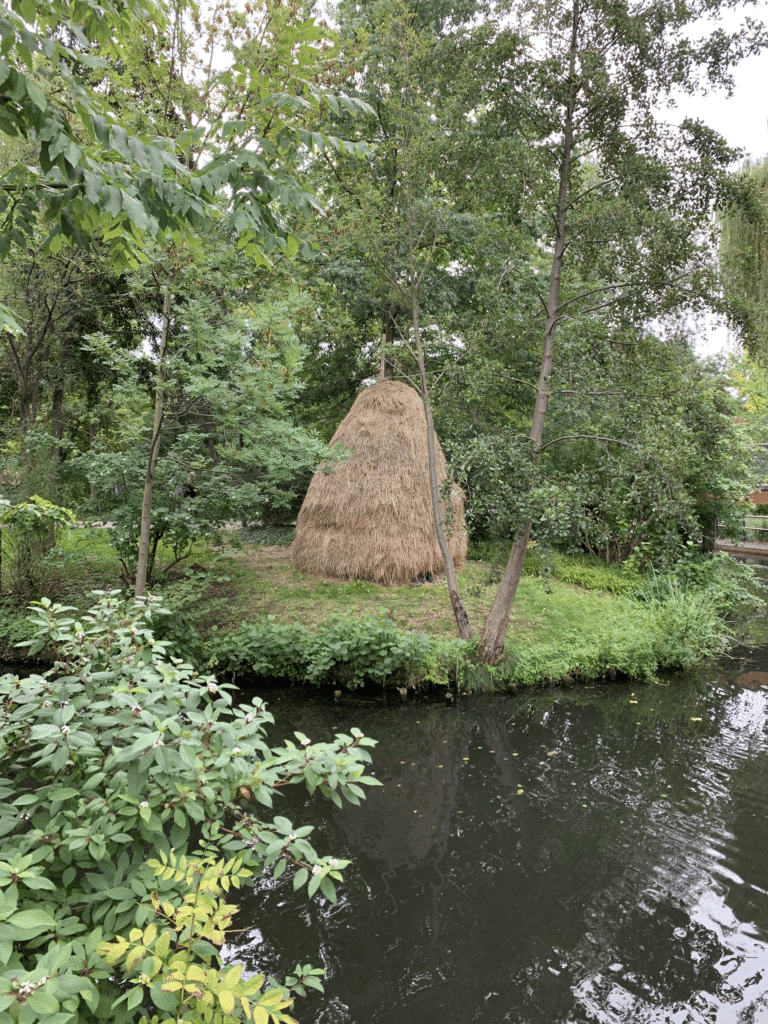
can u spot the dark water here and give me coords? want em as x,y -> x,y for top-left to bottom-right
227,653 -> 768,1024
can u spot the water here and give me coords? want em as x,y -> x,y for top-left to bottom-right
227,655 -> 768,1024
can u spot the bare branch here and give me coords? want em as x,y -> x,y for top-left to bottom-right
538,433 -> 638,453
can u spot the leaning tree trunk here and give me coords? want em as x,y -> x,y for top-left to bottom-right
478,3 -> 580,665
405,178 -> 473,640
135,284 -> 172,598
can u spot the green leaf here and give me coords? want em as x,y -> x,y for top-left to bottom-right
103,887 -> 135,901
319,875 -> 337,904
292,868 -> 308,891
127,987 -> 143,1010
8,909 -> 56,931
25,78 -> 46,111
26,990 -> 59,1014
21,876 -> 57,891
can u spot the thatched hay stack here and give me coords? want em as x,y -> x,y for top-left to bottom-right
290,380 -> 467,584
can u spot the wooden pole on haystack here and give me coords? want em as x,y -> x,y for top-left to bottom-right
379,312 -> 394,381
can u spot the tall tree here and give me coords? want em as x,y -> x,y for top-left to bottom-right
473,0 -> 765,664
51,0 -> 369,596
79,239 -> 333,588
304,0 -> 498,634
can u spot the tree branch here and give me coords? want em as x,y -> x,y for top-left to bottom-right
538,433 -> 638,453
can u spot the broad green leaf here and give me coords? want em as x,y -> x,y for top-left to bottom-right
25,77 -> 45,111
292,868 -> 308,892
319,875 -> 337,904
8,909 -> 55,930
218,989 -> 235,1014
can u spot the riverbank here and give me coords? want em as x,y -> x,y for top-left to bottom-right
0,527 -> 750,690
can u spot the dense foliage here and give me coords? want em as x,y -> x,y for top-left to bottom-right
720,156 -> 768,364
206,612 -> 471,690
1,0 -> 763,606
0,593 -> 380,1023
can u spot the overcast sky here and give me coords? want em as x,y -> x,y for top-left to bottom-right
673,1 -> 768,357
673,2 -> 768,160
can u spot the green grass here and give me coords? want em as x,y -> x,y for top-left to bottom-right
470,537 -> 644,597
0,526 -> 733,689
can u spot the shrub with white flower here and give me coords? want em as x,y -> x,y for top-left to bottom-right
1,592 -> 381,1024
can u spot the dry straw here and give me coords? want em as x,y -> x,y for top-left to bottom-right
290,380 -> 468,584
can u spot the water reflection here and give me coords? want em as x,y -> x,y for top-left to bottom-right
228,656 -> 768,1024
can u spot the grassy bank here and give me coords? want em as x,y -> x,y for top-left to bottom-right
0,526 -> 742,691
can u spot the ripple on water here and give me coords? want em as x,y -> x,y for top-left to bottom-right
227,668 -> 768,1024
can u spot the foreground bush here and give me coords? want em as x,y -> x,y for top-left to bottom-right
0,592 -> 379,1024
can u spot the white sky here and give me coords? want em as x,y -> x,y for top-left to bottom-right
672,0 -> 768,357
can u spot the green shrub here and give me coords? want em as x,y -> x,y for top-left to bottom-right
650,548 -> 765,615
540,553 -> 644,597
206,613 -> 472,690
0,592 -> 380,1023
0,496 -> 75,598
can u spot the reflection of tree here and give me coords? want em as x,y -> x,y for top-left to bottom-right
227,682 -> 768,1024
332,710 -> 464,869
702,684 -> 768,938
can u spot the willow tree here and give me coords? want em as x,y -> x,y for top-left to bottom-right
720,156 -> 768,362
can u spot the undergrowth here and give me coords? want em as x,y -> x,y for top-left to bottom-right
207,612 -> 471,691
477,580 -> 731,689
469,539 -> 644,596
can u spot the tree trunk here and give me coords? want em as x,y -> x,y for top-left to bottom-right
135,284 -> 172,597
405,178 -> 473,640
701,513 -> 717,553
413,282 -> 473,639
478,0 -> 580,665
47,352 -> 66,541
89,421 -> 98,500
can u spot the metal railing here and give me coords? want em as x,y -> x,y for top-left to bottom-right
718,515 -> 768,545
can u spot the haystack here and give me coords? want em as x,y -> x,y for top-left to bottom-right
290,379 -> 468,585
